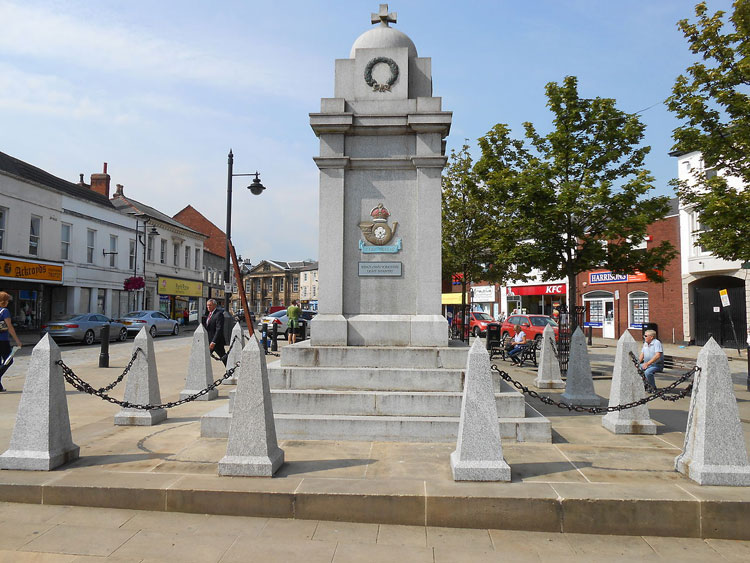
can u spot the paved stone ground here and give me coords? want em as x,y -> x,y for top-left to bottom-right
0,330 -> 748,549
1,501 -> 750,562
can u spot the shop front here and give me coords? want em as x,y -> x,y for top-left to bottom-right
0,255 -> 63,329
157,276 -> 203,322
505,283 -> 567,317
470,285 -> 498,318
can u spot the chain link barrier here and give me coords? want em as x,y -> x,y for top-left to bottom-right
490,363 -> 699,414
56,357 -> 240,411
548,337 -> 559,360
95,347 -> 144,393
210,334 -> 240,363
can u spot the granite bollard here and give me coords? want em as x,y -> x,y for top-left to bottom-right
561,327 -> 601,407
219,335 -> 284,477
602,331 -> 656,434
534,324 -> 564,389
450,339 -> 511,481
0,335 -> 80,470
114,326 -> 167,426
675,338 -> 750,486
180,323 -> 219,401
222,323 -> 245,385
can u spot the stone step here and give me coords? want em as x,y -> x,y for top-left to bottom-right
228,388 -> 526,418
201,404 -> 551,443
268,365 -> 465,392
279,341 -> 468,369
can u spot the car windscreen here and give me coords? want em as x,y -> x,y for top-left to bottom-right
530,317 -> 558,327
268,310 -> 286,318
54,314 -> 86,321
123,312 -> 145,318
474,312 -> 492,321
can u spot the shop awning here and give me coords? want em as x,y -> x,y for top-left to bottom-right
442,293 -> 465,305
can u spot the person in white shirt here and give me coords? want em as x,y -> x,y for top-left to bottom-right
508,325 -> 527,365
639,329 -> 663,389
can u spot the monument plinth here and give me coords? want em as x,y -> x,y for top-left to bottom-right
310,4 -> 451,347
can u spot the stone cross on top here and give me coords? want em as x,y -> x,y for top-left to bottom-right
371,4 -> 397,27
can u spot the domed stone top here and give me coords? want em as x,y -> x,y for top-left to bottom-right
350,4 -> 417,58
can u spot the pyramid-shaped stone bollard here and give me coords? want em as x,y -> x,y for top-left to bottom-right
115,327 -> 167,426
534,324 -> 564,389
219,335 -> 284,476
602,331 -> 655,434
561,327 -> 600,407
450,339 -> 511,481
675,338 -> 750,486
222,323 -> 245,385
0,335 -> 79,470
180,323 -> 219,401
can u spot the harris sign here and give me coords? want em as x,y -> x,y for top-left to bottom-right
589,271 -> 648,285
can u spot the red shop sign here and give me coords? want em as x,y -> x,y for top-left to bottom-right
507,284 -> 566,296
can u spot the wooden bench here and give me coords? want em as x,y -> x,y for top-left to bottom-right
662,354 -> 694,372
517,338 -> 539,367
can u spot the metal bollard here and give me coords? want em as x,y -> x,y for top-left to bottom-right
99,324 -> 110,368
261,322 -> 268,354
587,325 -> 593,346
271,322 -> 278,351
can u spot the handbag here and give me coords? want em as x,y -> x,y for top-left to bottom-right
0,308 -> 8,333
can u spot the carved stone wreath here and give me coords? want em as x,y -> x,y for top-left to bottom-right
364,57 -> 399,92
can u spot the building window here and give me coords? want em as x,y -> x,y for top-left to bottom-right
109,235 -> 118,267
87,229 -> 96,263
147,236 -> 153,262
29,215 -> 41,255
129,239 -> 136,270
173,243 -> 179,266
245,280 -> 251,293
293,276 -> 299,292
303,272 -> 308,282
195,248 -> 200,271
628,291 -> 649,329
0,207 -> 6,251
61,223 -> 71,260
279,278 -> 284,292
184,246 -> 191,269
691,211 -> 708,255
312,286 -> 316,297
583,290 -> 614,324
160,239 -> 166,264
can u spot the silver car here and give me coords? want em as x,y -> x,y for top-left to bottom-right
117,310 -> 179,338
258,310 -> 315,339
41,314 -> 129,345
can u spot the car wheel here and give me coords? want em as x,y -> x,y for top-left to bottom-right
172,324 -> 179,336
118,327 -> 128,342
149,325 -> 157,338
82,330 -> 95,345
473,326 -> 480,338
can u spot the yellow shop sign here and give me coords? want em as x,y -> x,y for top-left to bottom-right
0,257 -> 63,283
157,276 -> 203,297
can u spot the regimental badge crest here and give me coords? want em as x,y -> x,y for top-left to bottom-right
358,203 -> 402,253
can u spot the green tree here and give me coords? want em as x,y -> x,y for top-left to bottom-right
442,143 -> 513,338
668,0 -> 750,262
475,76 -> 676,326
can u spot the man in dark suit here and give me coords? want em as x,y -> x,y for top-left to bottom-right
204,298 -> 226,365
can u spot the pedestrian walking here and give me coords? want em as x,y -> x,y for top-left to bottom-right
287,299 -> 301,344
0,291 -> 23,392
204,299 -> 226,365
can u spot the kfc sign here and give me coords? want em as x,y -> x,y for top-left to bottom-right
545,285 -> 564,294
507,284 -> 567,296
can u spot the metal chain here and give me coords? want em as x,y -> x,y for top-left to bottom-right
628,350 -> 660,393
56,358 -> 240,410
548,337 -> 559,360
95,347 -> 144,393
490,364 -> 699,413
210,334 -> 240,362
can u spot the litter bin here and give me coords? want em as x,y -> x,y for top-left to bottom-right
296,319 -> 307,342
642,322 -> 658,339
486,323 -> 501,348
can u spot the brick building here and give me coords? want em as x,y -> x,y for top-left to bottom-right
243,260 -> 317,315
575,198 -> 683,343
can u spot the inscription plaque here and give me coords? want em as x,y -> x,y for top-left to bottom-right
358,262 -> 402,277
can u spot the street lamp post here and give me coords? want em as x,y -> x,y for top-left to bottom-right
225,149 -> 266,311
133,217 -> 159,310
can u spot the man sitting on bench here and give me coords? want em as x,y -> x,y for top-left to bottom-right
639,329 -> 664,389
508,324 -> 528,365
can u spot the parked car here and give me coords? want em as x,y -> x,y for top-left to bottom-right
500,314 -> 559,342
258,309 -> 316,339
453,311 -> 495,337
41,313 -> 128,345
116,310 -> 179,338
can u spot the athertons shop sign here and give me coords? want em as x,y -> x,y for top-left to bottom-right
589,271 -> 648,285
157,276 -> 203,297
0,256 -> 63,283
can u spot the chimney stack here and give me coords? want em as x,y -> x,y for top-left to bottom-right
114,184 -> 124,197
90,162 -> 111,198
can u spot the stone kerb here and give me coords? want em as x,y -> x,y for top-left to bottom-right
0,335 -> 80,470
675,338 -> 750,486
450,339 -> 511,481
180,323 -> 219,401
534,324 -> 564,389
114,327 -> 167,426
602,331 -> 656,435
561,327 -> 601,407
219,335 -> 284,477
223,323 -> 245,385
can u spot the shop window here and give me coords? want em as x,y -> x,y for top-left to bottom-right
61,223 -> 71,260
29,215 -> 41,255
583,290 -> 614,323
628,291 -> 649,328
0,207 -> 5,250
86,229 -> 96,263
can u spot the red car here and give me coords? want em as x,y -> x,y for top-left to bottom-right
454,311 -> 495,337
500,314 -> 559,342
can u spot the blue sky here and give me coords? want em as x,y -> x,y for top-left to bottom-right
0,0 -> 732,265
